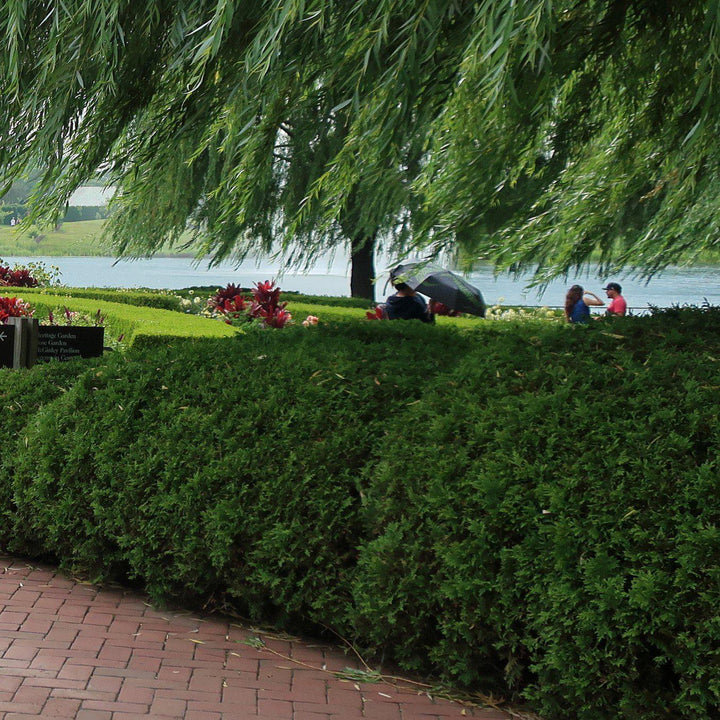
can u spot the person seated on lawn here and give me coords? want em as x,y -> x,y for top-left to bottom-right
603,282 -> 627,316
565,284 -> 604,323
385,280 -> 434,322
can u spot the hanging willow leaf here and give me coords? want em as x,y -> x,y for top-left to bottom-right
0,0 -> 718,291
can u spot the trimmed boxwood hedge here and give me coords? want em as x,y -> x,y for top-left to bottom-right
177,286 -> 373,309
0,289 -> 239,345
1,308 -> 719,719
14,286 -> 186,312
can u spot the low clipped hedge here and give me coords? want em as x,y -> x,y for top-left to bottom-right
0,308 -> 719,719
1,289 -> 238,345
13,285 -> 376,318
178,286 -> 372,309
9,286 -> 186,312
355,310 -> 720,719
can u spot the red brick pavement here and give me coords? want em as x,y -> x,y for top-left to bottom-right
0,555 -> 512,720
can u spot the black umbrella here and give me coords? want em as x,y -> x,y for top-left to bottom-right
389,261 -> 486,317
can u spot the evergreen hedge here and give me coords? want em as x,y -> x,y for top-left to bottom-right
0,308 -> 718,719
18,286 -> 376,314
15,286 -> 186,312
0,289 -> 238,344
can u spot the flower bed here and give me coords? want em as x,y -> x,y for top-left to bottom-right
207,280 -> 294,328
0,296 -> 33,323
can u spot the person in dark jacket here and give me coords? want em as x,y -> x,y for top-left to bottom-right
384,280 -> 433,322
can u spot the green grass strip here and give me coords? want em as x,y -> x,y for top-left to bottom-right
1,289 -> 239,344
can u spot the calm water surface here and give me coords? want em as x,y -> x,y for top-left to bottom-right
4,255 -> 720,309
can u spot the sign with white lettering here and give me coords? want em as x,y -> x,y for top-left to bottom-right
0,324 -> 16,368
36,326 -> 105,362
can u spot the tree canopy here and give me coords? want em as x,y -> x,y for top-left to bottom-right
1,1 -> 719,293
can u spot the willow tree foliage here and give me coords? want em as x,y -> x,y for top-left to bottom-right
419,1 -> 720,282
1,2 -> 719,294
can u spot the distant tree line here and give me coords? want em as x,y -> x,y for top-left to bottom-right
0,203 -> 107,226
1,174 -> 108,225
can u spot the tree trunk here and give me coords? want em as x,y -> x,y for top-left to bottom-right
350,234 -> 376,300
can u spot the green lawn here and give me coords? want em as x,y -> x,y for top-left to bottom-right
1,287 -> 240,345
0,220 -> 200,257
0,220 -> 108,256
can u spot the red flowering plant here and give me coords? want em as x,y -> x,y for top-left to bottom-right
248,280 -> 292,328
221,295 -> 247,319
428,300 -> 461,317
206,283 -> 249,323
249,280 -> 282,313
209,280 -> 293,328
259,306 -> 293,328
0,296 -> 34,324
207,283 -> 246,311
0,258 -> 60,287
0,266 -> 39,287
366,304 -> 388,320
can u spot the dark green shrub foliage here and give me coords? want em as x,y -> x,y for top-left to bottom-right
2,309 -> 719,719
7,322 -> 470,614
0,359 -> 101,546
356,312 -> 720,719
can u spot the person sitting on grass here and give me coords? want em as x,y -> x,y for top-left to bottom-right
385,279 -> 434,323
565,284 -> 604,323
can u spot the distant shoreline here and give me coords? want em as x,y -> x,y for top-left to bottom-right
3,218 -> 720,267
0,218 -> 204,260
3,251 -> 720,271
0,252 -> 201,260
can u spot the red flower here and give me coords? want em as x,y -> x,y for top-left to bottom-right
366,305 -> 387,320
0,296 -> 34,323
208,283 -> 248,311
251,280 -> 284,313
221,295 -> 247,315
211,280 -> 292,328
429,300 -> 461,317
0,266 -> 39,287
258,306 -> 292,328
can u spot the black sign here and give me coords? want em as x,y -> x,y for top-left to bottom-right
37,326 -> 105,362
0,324 -> 16,368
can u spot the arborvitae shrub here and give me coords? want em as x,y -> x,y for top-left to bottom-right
2,309 -> 719,719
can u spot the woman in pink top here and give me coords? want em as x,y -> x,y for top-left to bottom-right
603,282 -> 627,316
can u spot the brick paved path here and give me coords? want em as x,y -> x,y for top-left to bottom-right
0,555 -> 512,720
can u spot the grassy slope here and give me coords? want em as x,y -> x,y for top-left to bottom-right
1,288 -> 239,344
1,284 -> 496,336
0,220 -> 108,256
0,220 -> 199,257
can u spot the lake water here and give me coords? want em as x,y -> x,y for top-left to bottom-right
3,254 -> 720,310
